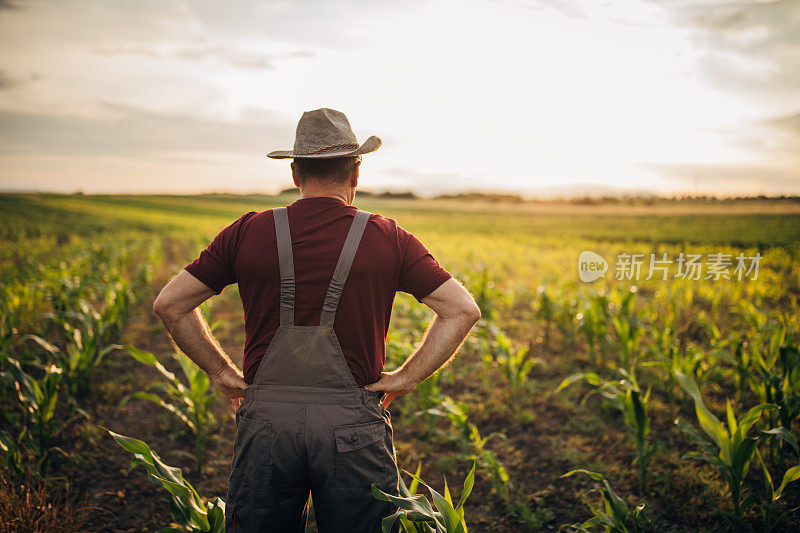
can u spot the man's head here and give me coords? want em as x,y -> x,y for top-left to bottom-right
291,155 -> 361,203
267,108 -> 379,204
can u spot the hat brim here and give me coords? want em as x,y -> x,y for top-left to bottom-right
267,135 -> 381,159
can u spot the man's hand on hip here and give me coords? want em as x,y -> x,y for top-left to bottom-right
365,279 -> 481,410
364,370 -> 418,408
210,363 -> 248,409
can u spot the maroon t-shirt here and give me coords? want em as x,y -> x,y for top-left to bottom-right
184,196 -> 453,387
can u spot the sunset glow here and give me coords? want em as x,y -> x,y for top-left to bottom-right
1,0 -> 798,197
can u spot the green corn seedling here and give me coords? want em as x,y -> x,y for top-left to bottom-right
0,428 -> 25,480
494,331 -> 538,404
751,444 -> 800,532
126,346 -> 220,472
674,370 -> 776,529
99,278 -> 132,345
28,300 -> 121,398
473,267 -> 499,323
535,285 -> 556,349
608,289 -> 643,370
2,358 -> 63,454
556,298 -> 579,351
643,323 -> 681,415
426,397 -> 509,491
425,397 -> 540,526
557,368 -> 660,491
0,358 -> 66,476
611,317 -> 643,372
372,462 -> 476,533
468,319 -> 500,394
717,327 -> 798,462
104,428 -> 225,533
559,469 -> 650,532
747,331 -> 800,459
577,303 -> 603,367
590,291 -> 611,365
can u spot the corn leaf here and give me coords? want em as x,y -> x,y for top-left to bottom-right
775,465 -> 800,500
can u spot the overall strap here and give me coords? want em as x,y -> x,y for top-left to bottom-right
319,210 -> 371,326
273,207 -> 295,325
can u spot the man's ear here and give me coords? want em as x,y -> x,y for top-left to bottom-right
291,161 -> 301,188
351,159 -> 360,188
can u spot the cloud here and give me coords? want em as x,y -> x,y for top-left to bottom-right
765,111 -> 800,135
652,0 -> 800,103
91,44 -> 162,58
91,42 -> 313,71
0,70 -> 14,89
490,0 -> 587,20
0,69 -> 40,90
0,103 -> 293,158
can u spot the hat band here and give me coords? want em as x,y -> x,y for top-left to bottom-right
294,142 -> 359,156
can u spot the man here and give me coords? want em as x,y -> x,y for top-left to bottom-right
152,108 -> 481,532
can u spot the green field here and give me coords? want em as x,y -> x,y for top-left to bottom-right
1,192 -> 799,532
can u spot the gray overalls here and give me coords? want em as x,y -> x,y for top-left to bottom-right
225,206 -> 400,532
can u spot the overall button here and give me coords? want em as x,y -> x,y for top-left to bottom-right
350,434 -> 359,443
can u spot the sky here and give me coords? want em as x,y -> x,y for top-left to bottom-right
0,0 -> 798,197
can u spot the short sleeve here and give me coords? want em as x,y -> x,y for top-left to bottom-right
184,211 -> 256,295
397,226 -> 453,303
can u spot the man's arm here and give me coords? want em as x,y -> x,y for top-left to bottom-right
152,270 -> 247,406
365,277 -> 481,407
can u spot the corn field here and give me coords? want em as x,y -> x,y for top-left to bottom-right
1,192 -> 799,532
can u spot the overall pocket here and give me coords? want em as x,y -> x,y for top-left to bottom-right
332,419 -> 389,489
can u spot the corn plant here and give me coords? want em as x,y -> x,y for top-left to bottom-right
0,357 -> 76,480
674,370 -> 776,529
425,397 -> 545,526
558,469 -> 650,532
611,317 -> 643,372
426,398 -> 509,491
752,444 -> 800,532
557,368 -> 661,491
747,331 -> 799,459
468,319 -> 501,394
555,297 -> 580,351
27,301 -> 121,398
726,338 -> 751,405
494,331 -> 538,404
2,358 -> 63,457
372,462 -> 476,533
642,322 -> 681,414
577,301 -> 605,367
609,289 -> 644,371
98,278 -> 132,346
104,429 -> 225,533
472,267 -> 499,324
645,341 -> 710,410
535,285 -> 557,349
0,428 -> 25,481
126,346 -> 220,472
386,328 -> 446,435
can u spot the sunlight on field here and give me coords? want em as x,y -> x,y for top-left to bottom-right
1,193 -> 799,531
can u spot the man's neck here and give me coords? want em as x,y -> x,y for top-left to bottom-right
298,190 -> 351,205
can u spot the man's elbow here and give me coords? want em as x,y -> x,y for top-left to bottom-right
462,300 -> 481,326
152,292 -> 174,322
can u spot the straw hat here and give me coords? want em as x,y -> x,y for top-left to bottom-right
267,108 -> 381,159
